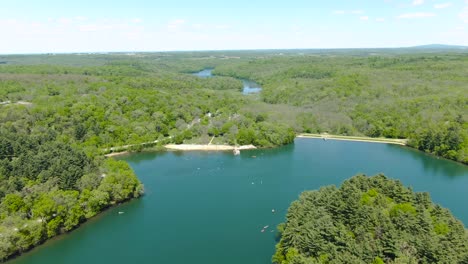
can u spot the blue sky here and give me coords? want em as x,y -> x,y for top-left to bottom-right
1,0 -> 467,53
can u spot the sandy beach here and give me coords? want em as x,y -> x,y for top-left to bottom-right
105,134 -> 406,158
164,144 -> 257,151
104,151 -> 130,157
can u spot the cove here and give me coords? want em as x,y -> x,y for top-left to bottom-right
9,138 -> 468,264
193,68 -> 262,94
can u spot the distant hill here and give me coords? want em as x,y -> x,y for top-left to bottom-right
408,44 -> 468,50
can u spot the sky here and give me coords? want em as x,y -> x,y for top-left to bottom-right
0,0 -> 467,54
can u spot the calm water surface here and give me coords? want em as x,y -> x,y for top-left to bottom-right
193,69 -> 262,94
192,68 -> 213,78
242,80 -> 262,94
10,138 -> 468,264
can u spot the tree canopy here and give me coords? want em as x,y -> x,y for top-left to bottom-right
273,174 -> 468,263
0,50 -> 466,261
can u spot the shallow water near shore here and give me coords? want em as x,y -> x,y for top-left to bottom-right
9,138 -> 468,264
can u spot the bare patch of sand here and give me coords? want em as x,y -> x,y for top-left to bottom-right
104,151 -> 130,157
165,144 -> 256,151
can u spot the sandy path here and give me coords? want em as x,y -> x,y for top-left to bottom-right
164,144 -> 257,151
298,134 -> 407,145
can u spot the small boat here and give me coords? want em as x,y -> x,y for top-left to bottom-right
263,225 -> 269,229
261,229 -> 265,233
118,211 -> 124,214
233,148 -> 240,155
272,209 -> 275,213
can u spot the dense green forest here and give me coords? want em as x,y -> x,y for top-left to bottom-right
212,54 -> 468,163
273,174 -> 468,263
0,49 -> 466,260
1,51 -> 466,164
0,134 -> 142,260
0,52 -> 298,260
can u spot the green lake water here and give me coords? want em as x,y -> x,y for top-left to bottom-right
10,138 -> 468,264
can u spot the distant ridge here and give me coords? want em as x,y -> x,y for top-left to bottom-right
408,44 -> 468,50
1,44 -> 467,57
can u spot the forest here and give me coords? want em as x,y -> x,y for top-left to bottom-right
0,49 -> 466,260
212,53 -> 467,164
1,51 -> 466,164
273,174 -> 468,263
0,52 -> 298,261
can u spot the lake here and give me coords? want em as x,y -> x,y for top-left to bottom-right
9,138 -> 468,264
193,69 -> 262,94
192,68 -> 214,78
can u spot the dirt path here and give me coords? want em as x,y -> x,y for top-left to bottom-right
298,133 -> 407,145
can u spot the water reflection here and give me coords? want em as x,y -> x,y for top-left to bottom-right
192,68 -> 213,78
192,68 -> 262,94
242,80 -> 262,94
386,144 -> 467,178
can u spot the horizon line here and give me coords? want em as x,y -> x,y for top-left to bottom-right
1,44 -> 467,56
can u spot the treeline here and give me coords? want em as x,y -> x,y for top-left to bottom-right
273,174 -> 468,263
213,54 -> 468,164
0,130 -> 143,261
0,63 -> 295,151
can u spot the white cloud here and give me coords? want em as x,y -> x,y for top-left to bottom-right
78,24 -> 113,32
132,18 -> 143,23
74,16 -> 88,21
460,7 -> 468,23
214,25 -> 230,30
360,16 -> 369,21
78,24 -> 100,32
413,0 -> 424,6
398,12 -> 436,19
167,19 -> 185,30
192,24 -> 203,30
376,18 -> 386,22
57,18 -> 72,25
434,2 -> 452,9
332,10 -> 363,15
332,10 -> 345,15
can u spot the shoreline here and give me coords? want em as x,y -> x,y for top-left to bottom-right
104,134 -> 408,157
2,195 -> 140,263
104,151 -> 130,157
297,134 -> 407,145
164,144 -> 257,151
